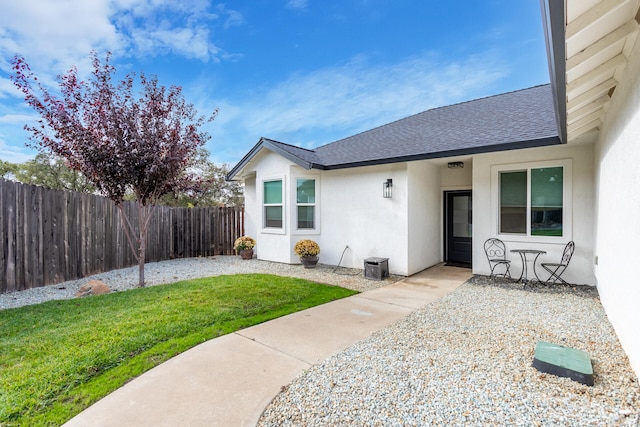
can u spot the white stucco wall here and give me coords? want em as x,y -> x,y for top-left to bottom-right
441,160 -> 473,190
246,151 -> 297,264
320,164 -> 410,275
472,144 -> 596,285
593,36 -> 640,376
243,175 -> 257,244
407,160 -> 442,274
239,150 -> 416,274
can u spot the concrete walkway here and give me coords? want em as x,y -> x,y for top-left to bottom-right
63,264 -> 472,427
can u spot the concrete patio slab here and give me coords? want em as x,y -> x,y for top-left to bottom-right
360,281 -> 455,308
361,265 -> 472,308
63,333 -> 311,427
237,295 -> 413,364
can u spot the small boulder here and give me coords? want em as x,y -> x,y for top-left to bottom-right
76,280 -> 111,297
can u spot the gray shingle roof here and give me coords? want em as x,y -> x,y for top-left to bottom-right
228,84 -> 560,179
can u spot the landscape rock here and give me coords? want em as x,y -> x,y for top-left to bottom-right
75,280 -> 111,297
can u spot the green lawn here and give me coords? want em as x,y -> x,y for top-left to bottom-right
0,274 -> 357,426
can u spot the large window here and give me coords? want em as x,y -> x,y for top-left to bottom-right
263,180 -> 283,228
296,178 -> 316,229
499,165 -> 565,237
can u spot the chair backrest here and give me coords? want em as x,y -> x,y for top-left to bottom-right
484,238 -> 506,260
561,241 -> 575,265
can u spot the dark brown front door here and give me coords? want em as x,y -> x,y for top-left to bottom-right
445,191 -> 472,266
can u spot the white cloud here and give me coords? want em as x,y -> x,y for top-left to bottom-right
287,0 -> 308,9
0,77 -> 20,99
0,138 -> 34,163
0,0 -> 122,77
0,114 -> 37,124
137,26 -> 217,62
0,112 -> 38,162
0,0 -> 243,82
113,2 -> 235,62
212,51 -> 510,153
222,9 -> 245,29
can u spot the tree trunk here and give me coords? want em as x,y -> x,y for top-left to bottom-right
137,203 -> 148,287
116,201 -> 154,288
138,238 -> 146,287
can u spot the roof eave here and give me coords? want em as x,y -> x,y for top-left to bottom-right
319,136 -> 562,170
540,0 -> 567,144
226,139 -> 264,181
226,137 -> 317,181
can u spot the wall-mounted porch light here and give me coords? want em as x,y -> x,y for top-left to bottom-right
383,178 -> 393,198
448,161 -> 464,169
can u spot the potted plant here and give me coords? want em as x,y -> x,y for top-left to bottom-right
234,236 -> 256,260
294,239 -> 320,268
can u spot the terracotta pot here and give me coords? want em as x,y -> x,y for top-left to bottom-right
239,249 -> 254,260
300,255 -> 319,269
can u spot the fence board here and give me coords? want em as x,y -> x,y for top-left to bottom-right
0,179 -> 244,293
68,191 -> 81,280
4,182 -> 16,292
0,183 -> 5,292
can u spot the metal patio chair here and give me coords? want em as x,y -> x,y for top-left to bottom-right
484,238 -> 511,278
541,241 -> 575,285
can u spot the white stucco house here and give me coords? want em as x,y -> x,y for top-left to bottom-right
228,0 -> 640,377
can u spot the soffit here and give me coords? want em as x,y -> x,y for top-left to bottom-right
565,0 -> 640,141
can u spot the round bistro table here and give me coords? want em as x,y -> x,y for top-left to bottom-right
510,249 -> 546,286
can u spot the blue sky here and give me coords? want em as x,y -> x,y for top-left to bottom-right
0,0 -> 550,166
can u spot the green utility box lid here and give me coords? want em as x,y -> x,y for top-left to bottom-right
532,341 -> 594,386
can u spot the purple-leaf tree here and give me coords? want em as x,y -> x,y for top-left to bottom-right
11,52 -> 217,287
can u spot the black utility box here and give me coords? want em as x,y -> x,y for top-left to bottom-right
364,257 -> 389,280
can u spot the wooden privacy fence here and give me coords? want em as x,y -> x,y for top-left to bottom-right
0,179 -> 244,294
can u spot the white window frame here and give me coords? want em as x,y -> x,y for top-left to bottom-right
491,159 -> 572,243
293,175 -> 320,235
261,176 -> 286,234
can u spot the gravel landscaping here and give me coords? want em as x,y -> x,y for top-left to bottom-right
258,276 -> 640,426
0,256 -> 398,310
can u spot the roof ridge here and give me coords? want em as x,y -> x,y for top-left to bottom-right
262,137 -> 317,153
317,83 -> 551,150
425,83 -> 551,112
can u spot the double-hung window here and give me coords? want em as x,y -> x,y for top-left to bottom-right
263,180 -> 283,228
296,178 -> 316,229
496,161 -> 569,238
